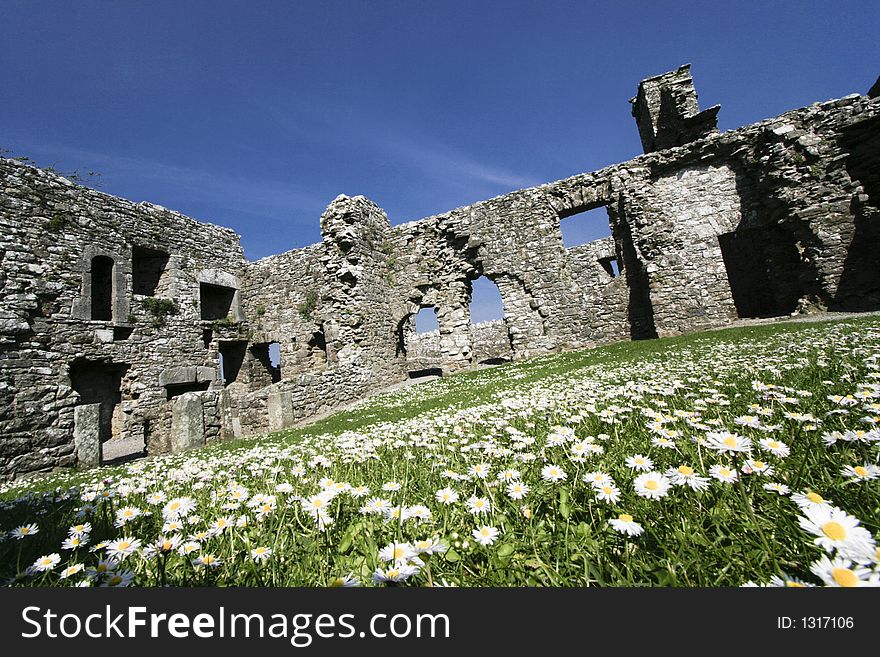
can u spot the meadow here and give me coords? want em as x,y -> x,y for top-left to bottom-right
2,316 -> 878,587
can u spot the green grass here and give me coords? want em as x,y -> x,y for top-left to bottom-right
2,315 -> 879,587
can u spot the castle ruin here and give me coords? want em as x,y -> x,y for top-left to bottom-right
1,65 -> 878,479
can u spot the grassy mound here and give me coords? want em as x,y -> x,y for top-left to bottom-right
2,316 -> 879,587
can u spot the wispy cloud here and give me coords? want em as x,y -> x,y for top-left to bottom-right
7,141 -> 328,218
258,96 -> 539,196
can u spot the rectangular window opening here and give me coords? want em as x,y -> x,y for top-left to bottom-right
598,256 -> 621,278
559,203 -> 612,248
200,283 -> 236,321
219,340 -> 247,385
132,246 -> 170,296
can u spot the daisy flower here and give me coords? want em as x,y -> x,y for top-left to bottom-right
609,514 -> 643,537
193,554 -> 222,568
434,488 -> 459,505
330,574 -> 361,587
349,485 -> 370,498
842,464 -> 880,481
593,483 -> 621,503
372,564 -> 420,583
162,497 -> 196,519
506,481 -> 530,500
810,555 -> 878,587
666,465 -> 710,491
540,464 -> 567,483
472,526 -> 500,546
9,524 -> 39,539
29,553 -> 61,573
68,523 -> 92,537
767,574 -> 814,588
709,464 -> 738,483
59,563 -> 85,579
466,496 -> 491,515
413,538 -> 448,555
105,537 -> 141,561
382,481 -> 402,492
763,482 -> 790,495
705,431 -> 751,454
61,534 -> 89,550
379,542 -> 417,563
582,471 -> 613,486
251,546 -> 272,562
742,459 -> 774,476
101,570 -> 135,587
468,463 -> 491,479
798,506 -> 876,561
633,472 -> 672,499
791,490 -> 833,511
758,438 -> 790,457
625,455 -> 653,472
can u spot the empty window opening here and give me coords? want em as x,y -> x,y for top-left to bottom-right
479,357 -> 510,366
69,359 -> 128,446
718,228 -> 803,319
200,283 -> 236,321
90,256 -> 114,321
598,256 -> 621,278
113,326 -> 133,341
165,381 -> 211,401
132,246 -> 170,296
408,367 -> 443,380
202,329 -> 213,349
250,342 -> 282,385
559,204 -> 613,248
469,277 -> 505,323
219,341 -> 247,384
415,306 -> 439,333
269,342 -> 282,381
307,328 -> 327,359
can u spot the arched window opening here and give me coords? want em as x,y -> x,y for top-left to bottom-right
90,256 -> 114,321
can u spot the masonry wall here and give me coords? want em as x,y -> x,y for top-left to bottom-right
0,159 -> 246,477
2,68 -> 879,480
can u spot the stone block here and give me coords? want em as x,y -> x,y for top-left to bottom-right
170,392 -> 206,453
73,403 -> 102,467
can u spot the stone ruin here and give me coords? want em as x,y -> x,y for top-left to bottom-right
1,64 -> 878,480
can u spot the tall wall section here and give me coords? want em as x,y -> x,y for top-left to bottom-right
2,65 -> 878,480
0,159 -> 248,477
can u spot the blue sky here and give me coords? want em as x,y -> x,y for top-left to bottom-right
2,1 -> 877,327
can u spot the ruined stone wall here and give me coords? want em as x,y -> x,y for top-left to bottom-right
0,159 -> 246,477
3,66 -> 879,480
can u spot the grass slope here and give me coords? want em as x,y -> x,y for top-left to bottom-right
2,316 -> 879,587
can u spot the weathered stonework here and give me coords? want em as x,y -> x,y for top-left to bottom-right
2,64 -> 878,479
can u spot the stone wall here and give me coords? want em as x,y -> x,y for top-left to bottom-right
0,160 -> 248,478
2,64 -> 879,480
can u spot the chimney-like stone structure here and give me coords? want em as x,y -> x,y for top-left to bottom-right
630,64 -> 720,153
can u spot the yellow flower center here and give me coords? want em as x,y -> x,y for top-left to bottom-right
645,480 -> 658,491
719,468 -> 732,477
785,581 -> 805,588
117,542 -> 130,550
822,522 -> 847,541
108,576 -> 122,585
678,466 -> 694,476
768,441 -> 780,449
806,492 -> 824,504
618,514 -> 633,523
602,486 -> 613,494
753,461 -> 765,469
854,466 -> 868,477
832,568 -> 858,587
724,436 -> 738,448
393,547 -> 407,559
